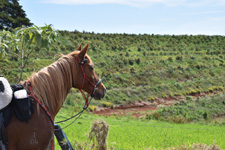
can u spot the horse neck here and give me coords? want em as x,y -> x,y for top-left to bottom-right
29,55 -> 78,117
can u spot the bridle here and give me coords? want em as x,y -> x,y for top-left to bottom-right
75,55 -> 102,108
54,55 -> 102,127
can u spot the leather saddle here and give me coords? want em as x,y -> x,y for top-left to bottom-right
0,77 -> 34,150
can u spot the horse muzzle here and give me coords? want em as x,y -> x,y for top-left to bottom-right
91,79 -> 106,100
95,87 -> 106,100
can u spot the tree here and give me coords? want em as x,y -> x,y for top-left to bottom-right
0,24 -> 58,81
0,0 -> 32,30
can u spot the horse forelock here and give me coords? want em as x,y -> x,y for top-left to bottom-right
28,53 -> 79,116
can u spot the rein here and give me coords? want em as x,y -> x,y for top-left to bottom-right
27,81 -> 54,125
25,55 -> 102,129
76,56 -> 102,108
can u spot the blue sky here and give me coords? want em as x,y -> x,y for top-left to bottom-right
20,0 -> 225,35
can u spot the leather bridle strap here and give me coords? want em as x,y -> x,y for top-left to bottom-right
54,56 -> 102,128
75,56 -> 102,108
27,81 -> 54,125
91,79 -> 102,97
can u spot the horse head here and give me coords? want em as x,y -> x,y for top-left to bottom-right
71,43 -> 106,100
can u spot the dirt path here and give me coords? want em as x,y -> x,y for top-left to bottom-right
93,92 -> 221,118
93,96 -> 179,118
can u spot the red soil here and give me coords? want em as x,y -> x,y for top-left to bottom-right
92,91 -> 221,118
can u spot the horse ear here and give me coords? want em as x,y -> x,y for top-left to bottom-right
78,43 -> 88,59
77,43 -> 82,51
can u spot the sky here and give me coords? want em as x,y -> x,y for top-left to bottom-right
19,0 -> 225,35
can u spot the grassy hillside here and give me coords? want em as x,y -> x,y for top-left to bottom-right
147,93 -> 225,123
1,31 -> 225,106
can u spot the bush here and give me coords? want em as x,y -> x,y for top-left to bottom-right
88,105 -> 98,112
152,112 -> 161,120
186,96 -> 192,101
128,59 -> 134,65
88,119 -> 109,150
148,96 -> 155,102
173,115 -> 187,124
168,57 -> 173,62
73,119 -> 111,150
135,58 -> 141,64
100,101 -> 113,107
176,56 -> 183,61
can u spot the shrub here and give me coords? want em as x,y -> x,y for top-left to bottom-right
186,88 -> 198,95
100,101 -> 113,107
207,86 -> 224,93
203,112 -> 208,120
186,96 -> 192,101
135,58 -> 141,64
148,96 -> 155,102
152,112 -> 161,120
88,119 -> 109,150
130,67 -> 135,74
173,115 -> 186,124
73,119 -> 111,150
169,92 -> 174,97
128,59 -> 134,65
88,105 -> 98,112
138,47 -> 141,51
176,56 -> 183,61
174,92 -> 182,96
161,93 -> 168,99
168,57 -> 173,62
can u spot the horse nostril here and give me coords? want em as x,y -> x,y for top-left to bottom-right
96,92 -> 102,100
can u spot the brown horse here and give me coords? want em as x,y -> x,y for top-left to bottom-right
5,43 -> 106,150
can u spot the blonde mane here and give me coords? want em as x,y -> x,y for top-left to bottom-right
28,51 -> 79,116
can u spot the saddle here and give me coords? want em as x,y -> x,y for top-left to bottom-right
0,77 -> 34,150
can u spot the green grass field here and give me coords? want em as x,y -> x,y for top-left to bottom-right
54,105 -> 225,150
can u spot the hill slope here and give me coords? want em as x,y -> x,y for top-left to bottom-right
1,31 -> 225,106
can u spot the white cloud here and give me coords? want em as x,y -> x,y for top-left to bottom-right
41,0 -> 225,8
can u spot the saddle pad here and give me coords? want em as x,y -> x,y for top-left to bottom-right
11,84 -> 34,122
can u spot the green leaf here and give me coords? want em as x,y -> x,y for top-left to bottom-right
41,26 -> 48,31
42,38 -> 49,48
29,32 -> 33,39
35,33 -> 41,46
2,43 -> 8,49
34,25 -> 39,30
46,31 -> 52,35
16,28 -> 24,36
32,35 -> 35,43
24,33 -> 30,44
0,53 -> 2,60
0,47 -> 3,53
37,29 -> 43,35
